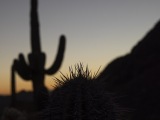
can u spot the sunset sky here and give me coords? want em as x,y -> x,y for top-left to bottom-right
0,0 -> 160,95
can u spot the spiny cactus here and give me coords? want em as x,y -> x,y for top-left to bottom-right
43,63 -> 123,120
11,0 -> 66,110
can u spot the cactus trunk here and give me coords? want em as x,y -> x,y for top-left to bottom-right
30,0 -> 41,53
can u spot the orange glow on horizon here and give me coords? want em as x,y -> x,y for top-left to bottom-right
0,64 -> 104,96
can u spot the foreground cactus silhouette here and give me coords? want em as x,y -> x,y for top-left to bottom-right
11,0 -> 66,110
43,64 -> 124,120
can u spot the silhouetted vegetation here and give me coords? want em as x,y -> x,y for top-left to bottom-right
11,0 -> 66,111
1,20 -> 160,119
43,63 -> 125,120
1,0 -> 159,119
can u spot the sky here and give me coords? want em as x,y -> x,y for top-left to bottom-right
0,0 -> 160,95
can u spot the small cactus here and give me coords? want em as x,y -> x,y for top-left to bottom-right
43,63 -> 123,120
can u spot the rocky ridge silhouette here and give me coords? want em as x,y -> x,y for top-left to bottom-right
98,20 -> 160,120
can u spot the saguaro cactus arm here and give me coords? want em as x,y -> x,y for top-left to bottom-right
45,35 -> 66,75
13,54 -> 31,80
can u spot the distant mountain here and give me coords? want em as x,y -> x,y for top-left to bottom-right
98,20 -> 160,120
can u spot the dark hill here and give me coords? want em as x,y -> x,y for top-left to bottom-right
98,20 -> 160,120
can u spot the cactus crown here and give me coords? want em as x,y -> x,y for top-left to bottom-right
53,63 -> 101,88
42,63 -> 124,120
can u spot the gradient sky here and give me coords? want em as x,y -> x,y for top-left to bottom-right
0,0 -> 160,95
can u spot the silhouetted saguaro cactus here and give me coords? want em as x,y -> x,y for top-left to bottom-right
11,0 -> 66,110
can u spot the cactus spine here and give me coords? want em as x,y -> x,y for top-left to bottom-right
11,0 -> 66,110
